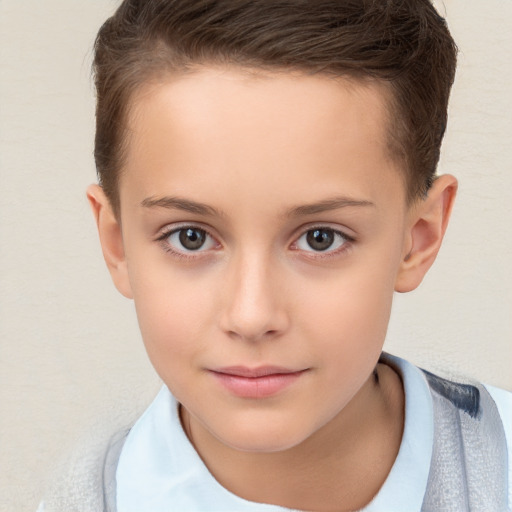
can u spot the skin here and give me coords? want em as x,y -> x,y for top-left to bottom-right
88,67 -> 457,511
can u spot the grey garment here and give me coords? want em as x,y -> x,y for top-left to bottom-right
42,423 -> 127,512
101,373 -> 508,512
38,385 -> 155,512
103,429 -> 130,512
421,371 -> 509,511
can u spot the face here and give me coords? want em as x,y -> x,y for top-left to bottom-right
114,68 -> 412,452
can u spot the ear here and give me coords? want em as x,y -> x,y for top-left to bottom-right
86,184 -> 133,299
395,174 -> 457,293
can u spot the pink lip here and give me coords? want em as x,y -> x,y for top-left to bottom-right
209,366 -> 308,398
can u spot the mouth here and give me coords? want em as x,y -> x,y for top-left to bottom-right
208,366 -> 309,399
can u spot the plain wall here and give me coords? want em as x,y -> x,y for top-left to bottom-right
1,1 -> 511,510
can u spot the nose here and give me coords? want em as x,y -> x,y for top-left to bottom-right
219,251 -> 289,342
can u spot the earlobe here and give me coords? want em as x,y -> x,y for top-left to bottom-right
86,184 -> 133,299
394,174 -> 457,293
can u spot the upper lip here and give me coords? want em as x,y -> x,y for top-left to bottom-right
210,366 -> 305,378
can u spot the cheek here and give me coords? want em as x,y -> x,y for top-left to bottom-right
301,277 -> 393,412
300,259 -> 396,364
128,258 -> 218,370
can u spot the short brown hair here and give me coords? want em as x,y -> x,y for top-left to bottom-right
93,0 -> 457,215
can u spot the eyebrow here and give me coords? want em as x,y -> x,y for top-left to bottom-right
141,195 -> 374,218
141,196 -> 223,217
286,196 -> 375,217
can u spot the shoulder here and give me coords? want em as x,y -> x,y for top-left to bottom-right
39,424 -> 130,512
419,364 -> 511,511
381,353 -> 511,511
37,388 -> 153,512
484,383 -> 512,424
420,366 -> 511,431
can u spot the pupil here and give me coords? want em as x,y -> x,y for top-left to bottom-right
179,228 -> 206,250
306,229 -> 334,251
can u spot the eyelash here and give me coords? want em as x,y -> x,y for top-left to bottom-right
155,224 -> 355,260
156,224 -> 219,261
290,225 -> 355,260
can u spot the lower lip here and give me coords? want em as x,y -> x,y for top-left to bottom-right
210,371 -> 306,399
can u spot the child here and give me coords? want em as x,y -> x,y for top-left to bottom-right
39,0 -> 511,510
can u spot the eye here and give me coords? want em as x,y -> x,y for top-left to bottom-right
163,227 -> 217,253
294,228 -> 349,253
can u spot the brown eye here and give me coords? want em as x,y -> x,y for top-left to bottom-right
178,228 -> 207,250
160,225 -> 218,256
306,229 -> 335,251
293,227 -> 350,255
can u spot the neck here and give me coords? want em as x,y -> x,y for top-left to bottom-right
181,363 -> 404,512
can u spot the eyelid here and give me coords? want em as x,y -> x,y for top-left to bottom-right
155,222 -> 221,256
289,224 -> 355,256
291,222 -> 356,242
156,221 -> 217,239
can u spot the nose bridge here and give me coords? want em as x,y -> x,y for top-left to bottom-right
220,245 -> 287,341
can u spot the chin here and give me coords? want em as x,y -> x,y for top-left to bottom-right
212,421 -> 310,454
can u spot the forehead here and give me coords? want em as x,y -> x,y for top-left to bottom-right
120,67 -> 405,212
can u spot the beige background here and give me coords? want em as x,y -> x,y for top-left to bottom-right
1,1 -> 511,510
